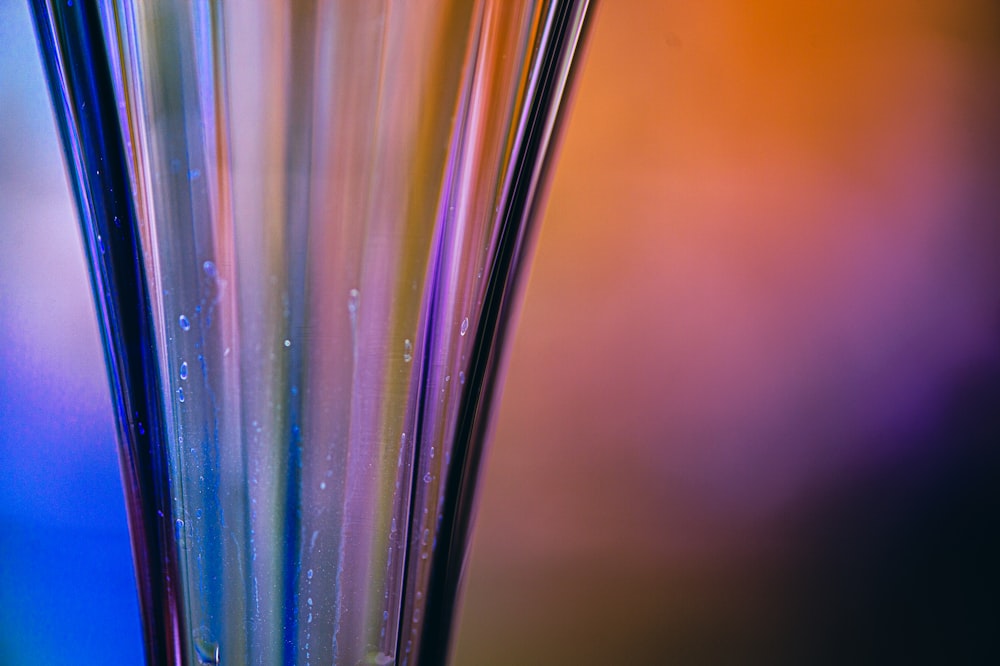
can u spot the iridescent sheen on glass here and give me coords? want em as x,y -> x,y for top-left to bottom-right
30,1 -> 592,663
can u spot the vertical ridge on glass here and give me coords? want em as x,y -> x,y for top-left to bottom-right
408,2 -> 593,663
27,2 -> 187,663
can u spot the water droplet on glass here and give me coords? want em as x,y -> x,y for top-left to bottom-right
179,362 -> 188,380
96,234 -> 105,254
348,288 -> 360,315
307,597 -> 313,606
459,371 -> 465,385
307,569 -> 313,580
403,339 -> 412,363
320,481 -> 326,490
177,387 -> 185,403
460,317 -> 469,336
193,632 -> 219,665
423,472 -> 432,484
374,653 -> 394,665
284,339 -> 291,348
203,260 -> 217,278
179,314 -> 191,331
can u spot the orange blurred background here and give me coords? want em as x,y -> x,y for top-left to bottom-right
455,1 -> 1000,663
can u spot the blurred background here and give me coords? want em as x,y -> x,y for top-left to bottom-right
3,0 -> 1000,664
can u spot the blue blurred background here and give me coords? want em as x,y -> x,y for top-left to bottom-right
0,2 -> 142,663
4,0 -> 1000,664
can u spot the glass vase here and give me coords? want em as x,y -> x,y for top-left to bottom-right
29,1 -> 592,663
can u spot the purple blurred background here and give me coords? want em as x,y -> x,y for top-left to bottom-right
3,0 -> 1000,664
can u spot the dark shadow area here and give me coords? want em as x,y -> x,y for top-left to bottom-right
774,355 -> 1000,664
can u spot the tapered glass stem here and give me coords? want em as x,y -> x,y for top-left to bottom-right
30,1 -> 592,664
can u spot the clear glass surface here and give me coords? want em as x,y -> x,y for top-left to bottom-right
29,1 -> 591,664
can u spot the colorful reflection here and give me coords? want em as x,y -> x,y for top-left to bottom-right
3,0 -> 999,664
